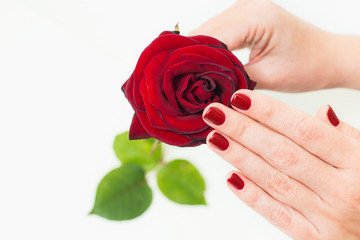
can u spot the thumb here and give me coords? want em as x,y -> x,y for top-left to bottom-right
317,105 -> 360,141
189,0 -> 266,51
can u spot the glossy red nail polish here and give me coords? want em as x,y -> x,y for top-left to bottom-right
227,173 -> 244,190
327,105 -> 340,127
204,107 -> 225,125
231,93 -> 251,110
209,132 -> 229,151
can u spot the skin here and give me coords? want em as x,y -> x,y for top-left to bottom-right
190,0 -> 360,239
190,0 -> 360,91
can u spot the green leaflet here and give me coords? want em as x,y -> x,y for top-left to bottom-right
91,164 -> 152,220
157,159 -> 206,205
113,132 -> 162,172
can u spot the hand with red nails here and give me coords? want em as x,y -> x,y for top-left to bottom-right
194,0 -> 360,238
190,0 -> 360,91
203,90 -> 360,239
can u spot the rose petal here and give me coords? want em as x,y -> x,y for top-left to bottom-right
170,45 -> 237,74
129,113 -> 152,139
196,71 -> 235,105
160,112 -> 210,134
122,71 -> 146,112
136,110 -> 194,146
129,33 -> 200,111
187,128 -> 213,142
144,51 -> 182,115
189,35 -> 228,49
140,79 -> 168,130
249,78 -> 257,90
162,60 -> 204,114
234,67 -> 249,89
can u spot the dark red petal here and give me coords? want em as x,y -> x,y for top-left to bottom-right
234,67 -> 249,89
189,35 -> 227,49
143,51 -> 182,115
249,79 -> 257,90
159,31 -> 177,36
136,110 -> 194,146
160,112 -> 209,134
216,48 -> 246,72
129,113 -> 151,140
170,45 -> 237,73
129,33 -> 199,110
176,97 -> 206,113
122,74 -> 146,112
187,128 -> 213,142
215,48 -> 253,89
133,33 -> 199,80
173,73 -> 194,96
139,80 -> 168,130
196,71 -> 235,105
162,60 -> 204,114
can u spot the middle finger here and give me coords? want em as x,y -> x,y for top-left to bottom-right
202,103 -> 340,197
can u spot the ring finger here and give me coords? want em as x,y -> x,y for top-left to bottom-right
206,130 -> 324,217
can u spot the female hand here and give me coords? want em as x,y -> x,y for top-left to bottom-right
202,89 -> 360,239
190,0 -> 360,91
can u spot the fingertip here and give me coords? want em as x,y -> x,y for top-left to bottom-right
226,171 -> 245,190
205,129 -> 218,144
326,105 -> 340,127
206,131 -> 230,152
316,105 -> 330,121
202,102 -> 225,119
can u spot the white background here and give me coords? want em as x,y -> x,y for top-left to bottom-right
1,0 -> 360,239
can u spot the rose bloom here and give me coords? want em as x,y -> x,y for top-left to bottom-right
122,31 -> 256,147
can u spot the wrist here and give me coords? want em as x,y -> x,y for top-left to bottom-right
326,34 -> 360,90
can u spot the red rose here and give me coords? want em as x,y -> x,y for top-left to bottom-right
122,31 -> 256,147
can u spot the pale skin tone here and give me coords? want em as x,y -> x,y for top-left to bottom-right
190,0 -> 360,239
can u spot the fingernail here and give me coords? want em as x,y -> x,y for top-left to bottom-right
208,132 -> 229,151
227,173 -> 245,190
231,93 -> 251,110
327,105 -> 340,127
203,107 -> 225,125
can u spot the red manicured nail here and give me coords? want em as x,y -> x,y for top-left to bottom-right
227,173 -> 245,190
327,105 -> 340,127
231,93 -> 251,110
208,132 -> 229,151
203,107 -> 225,125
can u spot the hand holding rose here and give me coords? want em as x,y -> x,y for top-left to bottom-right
190,0 -> 360,238
190,0 -> 360,91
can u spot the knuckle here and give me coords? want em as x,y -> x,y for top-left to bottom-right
270,141 -> 298,169
294,118 -> 320,143
261,104 -> 276,124
266,170 -> 291,195
269,205 -> 294,230
245,190 -> 262,208
230,120 -> 247,140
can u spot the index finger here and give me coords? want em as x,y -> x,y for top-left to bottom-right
230,90 -> 360,168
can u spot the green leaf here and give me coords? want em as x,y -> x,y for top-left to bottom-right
113,132 -> 162,172
90,164 -> 152,220
157,159 -> 206,205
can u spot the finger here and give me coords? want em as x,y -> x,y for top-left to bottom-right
229,89 -> 360,168
207,130 -> 324,216
317,105 -> 360,141
203,104 -> 338,197
188,1 -> 246,51
226,171 -> 319,239
189,0 -> 271,51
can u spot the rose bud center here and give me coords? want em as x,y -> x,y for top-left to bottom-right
174,73 -> 220,113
